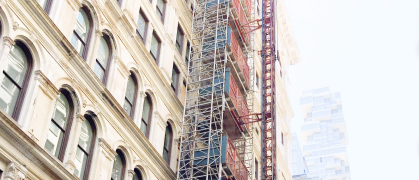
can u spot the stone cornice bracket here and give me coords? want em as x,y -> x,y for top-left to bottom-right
127,170 -> 135,179
76,114 -> 86,123
34,70 -> 61,99
99,138 -> 118,161
96,30 -> 103,37
3,36 -> 15,48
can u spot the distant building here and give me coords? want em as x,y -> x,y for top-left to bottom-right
291,133 -> 309,180
300,87 -> 351,180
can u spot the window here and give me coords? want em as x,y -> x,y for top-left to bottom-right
73,114 -> 96,180
307,135 -> 313,142
307,112 -> 312,118
133,168 -> 143,180
123,73 -> 138,118
37,0 -> 53,13
281,132 -> 284,145
0,42 -> 33,120
150,33 -> 161,63
111,149 -> 126,180
255,159 -> 259,180
176,25 -> 184,54
185,41 -> 190,65
71,7 -> 92,59
141,95 -> 152,138
171,64 -> 179,93
256,73 -> 260,90
44,90 -> 75,161
94,35 -> 112,83
162,123 -> 173,164
116,0 -> 122,6
136,10 -> 148,42
156,0 -> 166,22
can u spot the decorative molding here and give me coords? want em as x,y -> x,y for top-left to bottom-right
99,138 -> 117,161
154,111 -> 166,130
3,36 -> 15,48
76,114 -> 86,123
64,160 -> 76,173
95,30 -> 104,37
115,56 -> 130,78
127,170 -> 135,179
13,22 -> 19,31
34,70 -> 60,99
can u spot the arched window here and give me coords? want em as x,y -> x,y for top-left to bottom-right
71,7 -> 92,59
162,123 -> 172,164
94,35 -> 112,83
123,73 -> 138,118
111,149 -> 126,180
133,168 -> 143,180
44,90 -> 75,161
140,95 -> 152,138
0,42 -> 33,120
74,114 -> 96,180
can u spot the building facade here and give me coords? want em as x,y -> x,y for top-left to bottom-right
300,87 -> 351,180
291,133 -> 308,180
0,0 -> 299,179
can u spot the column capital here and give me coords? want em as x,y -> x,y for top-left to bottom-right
76,114 -> 86,123
127,170 -> 135,179
3,36 -> 15,49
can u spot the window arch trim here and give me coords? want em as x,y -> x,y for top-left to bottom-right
54,89 -> 76,161
163,122 -> 173,164
94,33 -> 113,84
80,112 -> 97,180
7,41 -> 34,121
74,6 -> 94,60
124,72 -> 139,118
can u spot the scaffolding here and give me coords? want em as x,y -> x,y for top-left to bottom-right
177,0 -> 257,177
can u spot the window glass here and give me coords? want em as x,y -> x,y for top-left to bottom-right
0,45 -> 29,116
94,37 -> 110,81
163,125 -> 172,163
171,65 -> 179,91
141,97 -> 151,135
133,169 -> 143,180
75,10 -> 90,41
176,28 -> 183,52
150,35 -> 159,60
156,0 -> 164,20
45,94 -> 70,157
185,42 -> 190,64
123,76 -> 136,116
111,153 -> 124,180
78,119 -> 93,151
72,9 -> 90,55
74,119 -> 93,179
125,76 -> 135,103
137,13 -> 147,38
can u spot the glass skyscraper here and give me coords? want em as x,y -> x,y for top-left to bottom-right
299,87 -> 351,180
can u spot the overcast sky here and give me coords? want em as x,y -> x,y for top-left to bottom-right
283,0 -> 419,179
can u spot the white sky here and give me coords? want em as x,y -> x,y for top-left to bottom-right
283,0 -> 419,179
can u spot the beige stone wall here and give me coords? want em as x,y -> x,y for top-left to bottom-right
0,0 -> 193,179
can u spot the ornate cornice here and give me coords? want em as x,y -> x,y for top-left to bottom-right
99,138 -> 118,160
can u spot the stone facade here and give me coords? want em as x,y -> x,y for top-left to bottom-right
0,0 -> 300,179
